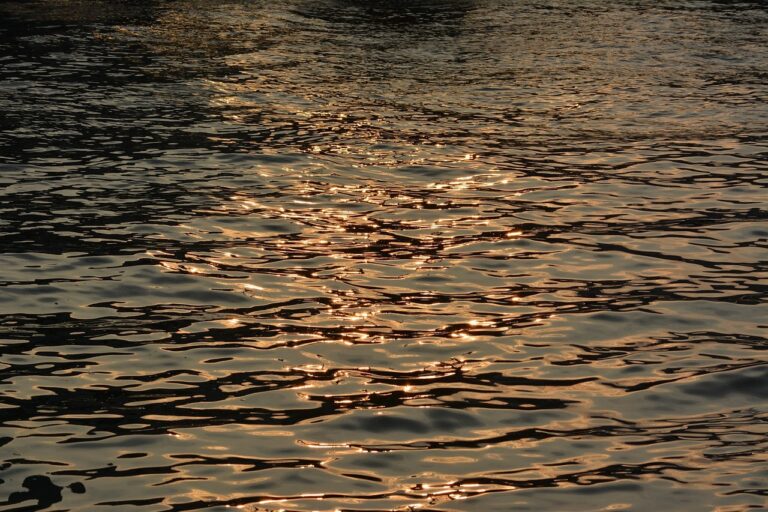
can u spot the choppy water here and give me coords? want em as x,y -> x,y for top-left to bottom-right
1,0 -> 767,510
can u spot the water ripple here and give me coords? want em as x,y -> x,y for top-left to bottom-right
1,0 -> 766,511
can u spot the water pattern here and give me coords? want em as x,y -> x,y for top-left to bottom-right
0,0 -> 767,510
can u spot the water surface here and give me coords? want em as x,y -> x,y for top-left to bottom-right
0,1 -> 767,510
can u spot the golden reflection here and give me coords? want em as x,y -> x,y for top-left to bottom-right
159,260 -> 207,275
5,2 -> 762,511
424,456 -> 476,464
468,319 -> 495,327
450,332 -> 476,341
221,318 -> 241,328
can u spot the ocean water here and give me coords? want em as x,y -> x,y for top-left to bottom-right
0,1 -> 766,510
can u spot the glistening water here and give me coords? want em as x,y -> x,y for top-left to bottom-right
1,1 -> 767,510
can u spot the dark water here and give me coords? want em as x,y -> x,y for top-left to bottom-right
1,0 -> 767,510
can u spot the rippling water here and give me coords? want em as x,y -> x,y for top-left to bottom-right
1,0 -> 767,510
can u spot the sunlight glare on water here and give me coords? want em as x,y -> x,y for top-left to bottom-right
0,0 -> 767,511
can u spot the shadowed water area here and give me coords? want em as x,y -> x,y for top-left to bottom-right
0,0 -> 767,510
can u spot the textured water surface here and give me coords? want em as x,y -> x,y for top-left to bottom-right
0,0 -> 767,510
